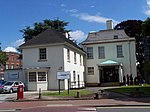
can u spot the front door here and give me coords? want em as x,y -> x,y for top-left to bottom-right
100,66 -> 119,83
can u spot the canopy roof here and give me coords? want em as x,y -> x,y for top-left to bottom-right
100,60 -> 120,66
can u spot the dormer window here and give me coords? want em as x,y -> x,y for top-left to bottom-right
114,35 -> 118,39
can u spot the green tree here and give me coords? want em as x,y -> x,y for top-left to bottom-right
114,20 -> 144,75
141,18 -> 150,80
0,52 -> 7,66
20,19 -> 71,42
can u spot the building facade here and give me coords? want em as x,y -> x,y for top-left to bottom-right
5,52 -> 22,70
18,28 -> 85,91
81,29 -> 137,86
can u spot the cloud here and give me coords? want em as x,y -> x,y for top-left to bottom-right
4,39 -> 24,52
144,0 -> 150,16
60,4 -> 66,7
69,30 -> 87,43
4,47 -> 18,52
71,12 -> 119,25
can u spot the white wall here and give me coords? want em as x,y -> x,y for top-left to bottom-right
23,45 -> 64,90
85,39 -> 137,84
63,47 -> 85,89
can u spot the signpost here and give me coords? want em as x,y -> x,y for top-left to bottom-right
57,71 -> 70,94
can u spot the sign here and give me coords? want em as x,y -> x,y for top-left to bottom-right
9,72 -> 19,79
57,71 -> 70,79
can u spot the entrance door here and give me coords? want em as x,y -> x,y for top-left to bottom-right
101,66 -> 119,82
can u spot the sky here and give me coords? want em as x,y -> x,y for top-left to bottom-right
0,0 -> 150,52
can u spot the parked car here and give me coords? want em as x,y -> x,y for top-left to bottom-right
0,80 -> 7,86
0,81 -> 24,94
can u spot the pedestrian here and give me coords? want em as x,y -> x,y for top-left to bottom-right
126,74 -> 129,86
123,75 -> 126,86
130,74 -> 133,85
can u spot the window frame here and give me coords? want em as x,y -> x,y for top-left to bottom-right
98,46 -> 105,59
87,47 -> 93,59
38,72 -> 47,81
39,48 -> 47,61
29,72 -> 36,82
67,49 -> 70,62
87,67 -> 94,75
117,45 -> 123,58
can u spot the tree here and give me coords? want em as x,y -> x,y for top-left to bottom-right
20,19 -> 71,42
114,20 -> 144,75
0,52 -> 7,66
141,18 -> 150,80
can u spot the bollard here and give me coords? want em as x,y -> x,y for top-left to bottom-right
39,88 -> 42,99
76,91 -> 80,98
94,93 -> 99,99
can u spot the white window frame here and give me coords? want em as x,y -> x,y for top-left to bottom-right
117,45 -> 123,58
38,72 -> 47,81
39,48 -> 47,60
87,67 -> 94,75
87,47 -> 93,59
67,49 -> 70,62
98,46 -> 105,59
29,72 -> 36,82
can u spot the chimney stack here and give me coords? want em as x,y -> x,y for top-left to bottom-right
106,20 -> 113,30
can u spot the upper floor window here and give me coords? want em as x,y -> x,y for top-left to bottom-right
80,55 -> 82,65
114,35 -> 118,39
39,48 -> 47,60
98,46 -> 105,59
12,55 -> 14,61
74,52 -> 77,64
67,49 -> 70,62
6,64 -> 9,69
117,45 -> 123,58
11,64 -> 14,69
87,47 -> 93,59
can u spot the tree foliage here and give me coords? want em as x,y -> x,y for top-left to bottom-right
20,19 -> 71,42
114,20 -> 144,75
142,18 -> 150,36
0,52 -> 7,65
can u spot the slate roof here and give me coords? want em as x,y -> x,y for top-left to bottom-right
20,28 -> 83,52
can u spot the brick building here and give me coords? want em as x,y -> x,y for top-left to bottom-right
5,52 -> 22,70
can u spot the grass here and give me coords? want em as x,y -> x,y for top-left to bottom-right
42,89 -> 94,97
106,85 -> 150,95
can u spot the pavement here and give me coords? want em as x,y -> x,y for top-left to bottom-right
1,86 -> 150,107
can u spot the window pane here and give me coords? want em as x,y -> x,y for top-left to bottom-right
67,49 -> 70,62
74,52 -> 77,64
98,47 -> 105,59
117,45 -> 123,57
29,72 -> 36,82
73,71 -> 76,82
87,67 -> 94,75
87,47 -> 93,59
39,48 -> 47,60
38,72 -> 46,81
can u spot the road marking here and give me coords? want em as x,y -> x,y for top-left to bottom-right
97,106 -> 150,109
47,104 -> 73,107
77,107 -> 97,112
0,110 -> 16,112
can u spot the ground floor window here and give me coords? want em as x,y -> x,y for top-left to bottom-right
29,71 -> 47,82
29,72 -> 36,82
38,72 -> 46,81
87,67 -> 94,75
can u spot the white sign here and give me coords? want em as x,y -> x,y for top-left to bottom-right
57,71 -> 70,79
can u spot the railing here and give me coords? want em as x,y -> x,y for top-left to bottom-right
70,81 -> 85,89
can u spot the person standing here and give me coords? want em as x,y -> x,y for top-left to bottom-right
130,74 -> 133,85
126,74 -> 129,86
123,75 -> 126,86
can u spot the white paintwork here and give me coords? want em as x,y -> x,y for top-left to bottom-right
22,43 -> 85,90
82,29 -> 137,85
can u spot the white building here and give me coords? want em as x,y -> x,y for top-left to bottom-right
18,28 -> 85,91
81,21 -> 137,86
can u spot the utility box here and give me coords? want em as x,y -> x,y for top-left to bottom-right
17,85 -> 24,99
